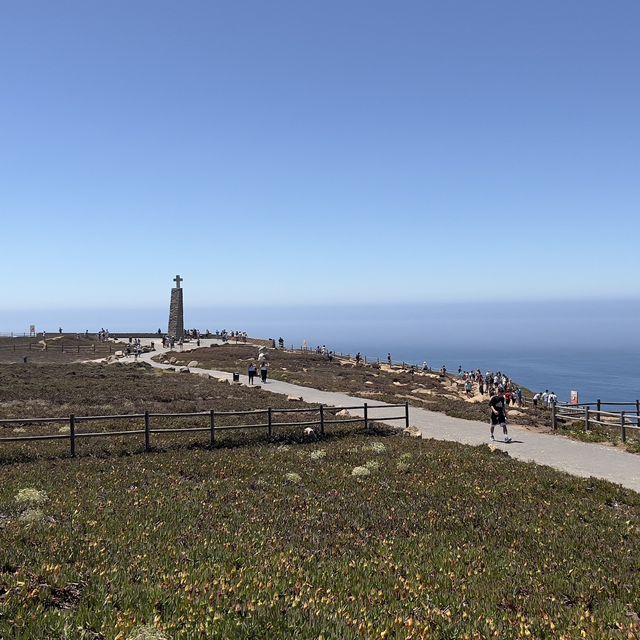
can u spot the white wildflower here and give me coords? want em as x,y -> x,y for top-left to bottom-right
399,452 -> 413,461
351,466 -> 371,478
364,460 -> 380,471
285,472 -> 302,484
15,488 -> 49,506
19,508 -> 45,524
396,461 -> 410,473
127,625 -> 170,640
12,427 -> 26,433
58,425 -> 70,434
310,450 -> 326,461
366,442 -> 386,454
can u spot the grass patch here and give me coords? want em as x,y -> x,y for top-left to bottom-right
1,434 -> 640,638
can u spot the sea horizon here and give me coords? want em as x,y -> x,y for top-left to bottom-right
2,299 -> 638,406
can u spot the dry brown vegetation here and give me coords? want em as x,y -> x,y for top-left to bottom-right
157,344 -> 552,429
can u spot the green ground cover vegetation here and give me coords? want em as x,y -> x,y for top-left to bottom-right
1,363 -> 640,638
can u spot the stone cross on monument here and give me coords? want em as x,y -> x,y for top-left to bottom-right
168,274 -> 184,338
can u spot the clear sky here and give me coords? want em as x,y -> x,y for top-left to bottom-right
1,0 -> 639,310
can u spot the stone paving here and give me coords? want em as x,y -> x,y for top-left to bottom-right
136,343 -> 640,493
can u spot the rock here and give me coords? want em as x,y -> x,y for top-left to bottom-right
287,395 -> 303,401
365,381 -> 374,385
218,378 -> 228,383
166,366 -> 175,371
187,361 -> 199,368
487,444 -> 510,457
114,350 -> 123,357
402,426 -> 422,438
337,409 -> 351,417
179,367 -> 190,373
169,357 -> 177,364
508,410 -> 525,417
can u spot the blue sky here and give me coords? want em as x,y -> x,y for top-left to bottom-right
1,0 -> 639,310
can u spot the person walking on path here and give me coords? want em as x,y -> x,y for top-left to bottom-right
260,363 -> 268,384
490,388 -> 511,443
248,363 -> 256,385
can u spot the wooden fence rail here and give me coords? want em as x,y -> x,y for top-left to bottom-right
0,342 -> 115,353
0,402 -> 410,458
552,401 -> 640,440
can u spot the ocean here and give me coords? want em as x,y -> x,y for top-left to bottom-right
3,299 -> 639,404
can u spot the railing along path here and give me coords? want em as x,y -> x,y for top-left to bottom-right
0,402 -> 410,458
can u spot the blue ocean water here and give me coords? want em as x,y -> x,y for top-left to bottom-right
3,300 -> 639,404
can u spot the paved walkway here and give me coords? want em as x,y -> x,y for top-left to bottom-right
135,344 -> 640,493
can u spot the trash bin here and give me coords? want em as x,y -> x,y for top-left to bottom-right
233,372 -> 240,383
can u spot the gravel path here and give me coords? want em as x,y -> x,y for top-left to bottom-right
137,344 -> 640,493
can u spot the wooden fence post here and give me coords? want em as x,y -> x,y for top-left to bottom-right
621,411 -> 626,443
363,403 -> 368,431
596,399 -> 601,424
210,409 -> 215,447
584,406 -> 590,432
636,400 -> 640,428
267,408 -> 272,439
319,405 -> 324,436
405,402 -> 410,429
144,411 -> 151,451
551,401 -> 557,430
69,415 -> 76,457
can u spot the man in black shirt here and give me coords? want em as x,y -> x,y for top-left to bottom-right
489,387 -> 511,443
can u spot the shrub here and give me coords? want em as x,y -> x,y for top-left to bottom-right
310,449 -> 326,460
364,460 -> 380,471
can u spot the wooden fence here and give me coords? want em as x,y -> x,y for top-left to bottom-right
552,400 -> 640,442
0,402 -> 410,458
0,342 -> 115,353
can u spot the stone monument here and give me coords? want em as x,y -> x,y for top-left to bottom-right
168,274 -> 184,338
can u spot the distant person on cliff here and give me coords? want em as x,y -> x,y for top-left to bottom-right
490,388 -> 511,443
260,363 -> 268,384
542,390 -> 550,407
532,392 -> 540,407
387,353 -> 392,366
478,375 -> 485,395
248,363 -> 256,384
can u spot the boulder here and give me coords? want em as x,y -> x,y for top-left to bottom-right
179,367 -> 190,373
114,350 -> 123,357
336,409 -> 351,417
188,361 -> 199,368
402,426 -> 422,438
287,395 -> 303,401
169,357 -> 177,364
365,381 -> 374,385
